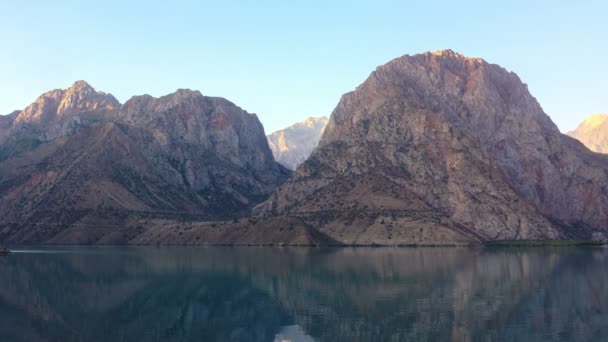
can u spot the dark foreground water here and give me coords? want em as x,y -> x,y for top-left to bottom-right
0,246 -> 607,342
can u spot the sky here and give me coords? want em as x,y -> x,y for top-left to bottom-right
0,0 -> 606,134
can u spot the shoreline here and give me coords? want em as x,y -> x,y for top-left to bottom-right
2,240 -> 605,249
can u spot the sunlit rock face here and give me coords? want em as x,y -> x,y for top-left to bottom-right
267,116 -> 328,170
568,114 -> 608,153
0,81 -> 121,160
10,80 -> 120,141
0,82 -> 290,243
257,50 -> 608,243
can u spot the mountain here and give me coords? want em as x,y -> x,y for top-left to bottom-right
255,50 -> 608,245
0,81 -> 120,160
12,80 -> 120,129
0,81 -> 290,243
267,117 -> 328,169
567,114 -> 608,153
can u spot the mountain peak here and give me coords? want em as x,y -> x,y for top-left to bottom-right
155,88 -> 204,104
57,81 -> 119,116
428,49 -> 483,62
327,49 -> 544,147
14,81 -> 120,127
431,49 -> 461,57
568,114 -> 608,153
267,116 -> 329,170
68,80 -> 95,92
302,116 -> 329,124
172,88 -> 204,99
580,114 -> 608,128
174,88 -> 202,95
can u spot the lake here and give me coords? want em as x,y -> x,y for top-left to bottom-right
0,246 -> 606,341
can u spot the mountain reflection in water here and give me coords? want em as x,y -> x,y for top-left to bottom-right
0,246 -> 606,342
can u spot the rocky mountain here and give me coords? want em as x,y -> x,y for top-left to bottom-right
0,81 -> 120,160
12,80 -> 120,128
267,117 -> 328,169
0,81 -> 290,243
2,52 -> 608,246
255,50 -> 608,244
567,114 -> 608,153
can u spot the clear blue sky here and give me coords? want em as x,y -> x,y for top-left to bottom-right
0,0 -> 605,133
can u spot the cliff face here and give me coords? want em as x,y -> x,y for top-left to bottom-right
267,117 -> 328,170
256,50 -> 608,244
0,82 -> 290,243
119,90 -> 279,172
568,114 -> 608,153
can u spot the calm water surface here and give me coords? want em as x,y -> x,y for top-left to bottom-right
0,246 -> 606,341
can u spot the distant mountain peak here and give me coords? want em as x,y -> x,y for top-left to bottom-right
301,116 -> 329,126
578,114 -> 608,128
568,114 -> 608,153
267,116 -> 329,170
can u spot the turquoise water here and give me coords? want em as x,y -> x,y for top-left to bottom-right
0,246 -> 606,341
